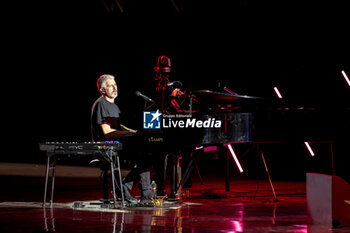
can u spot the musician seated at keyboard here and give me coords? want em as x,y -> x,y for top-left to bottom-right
91,74 -> 156,204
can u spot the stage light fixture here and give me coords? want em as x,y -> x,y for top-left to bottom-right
341,70 -> 350,87
227,144 -> 244,173
304,141 -> 315,156
273,87 -> 283,98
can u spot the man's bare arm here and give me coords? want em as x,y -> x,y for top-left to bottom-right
121,124 -> 137,133
100,123 -> 136,138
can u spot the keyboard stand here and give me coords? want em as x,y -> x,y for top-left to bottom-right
42,151 -> 125,209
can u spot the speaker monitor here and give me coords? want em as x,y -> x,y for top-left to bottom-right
307,173 -> 350,227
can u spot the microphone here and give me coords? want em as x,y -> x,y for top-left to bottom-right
167,81 -> 183,87
135,91 -> 155,103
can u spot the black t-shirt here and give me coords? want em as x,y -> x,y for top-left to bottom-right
91,96 -> 121,141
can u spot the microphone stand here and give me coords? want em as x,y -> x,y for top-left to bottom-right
143,99 -> 155,111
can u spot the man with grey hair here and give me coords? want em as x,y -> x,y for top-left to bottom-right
91,74 -> 156,204
91,74 -> 136,140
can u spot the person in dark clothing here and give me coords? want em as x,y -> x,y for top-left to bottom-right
91,74 -> 156,203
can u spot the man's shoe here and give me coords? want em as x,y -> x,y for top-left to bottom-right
122,184 -> 138,204
140,189 -> 157,204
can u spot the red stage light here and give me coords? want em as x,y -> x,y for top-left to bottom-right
341,70 -> 350,87
273,87 -> 283,98
304,141 -> 315,156
227,144 -> 244,173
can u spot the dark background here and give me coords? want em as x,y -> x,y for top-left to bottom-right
2,0 -> 349,179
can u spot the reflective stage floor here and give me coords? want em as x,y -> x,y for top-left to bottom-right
1,163 -> 350,233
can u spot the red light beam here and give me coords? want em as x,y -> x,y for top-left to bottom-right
273,87 -> 283,98
304,141 -> 315,156
227,144 -> 244,173
341,70 -> 350,87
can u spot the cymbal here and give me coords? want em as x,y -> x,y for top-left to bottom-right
191,90 -> 261,100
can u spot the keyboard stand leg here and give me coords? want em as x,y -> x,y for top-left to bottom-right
116,154 -> 125,208
43,156 -> 50,208
43,154 -> 56,208
110,152 -> 125,208
110,156 -> 117,208
50,166 -> 56,207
